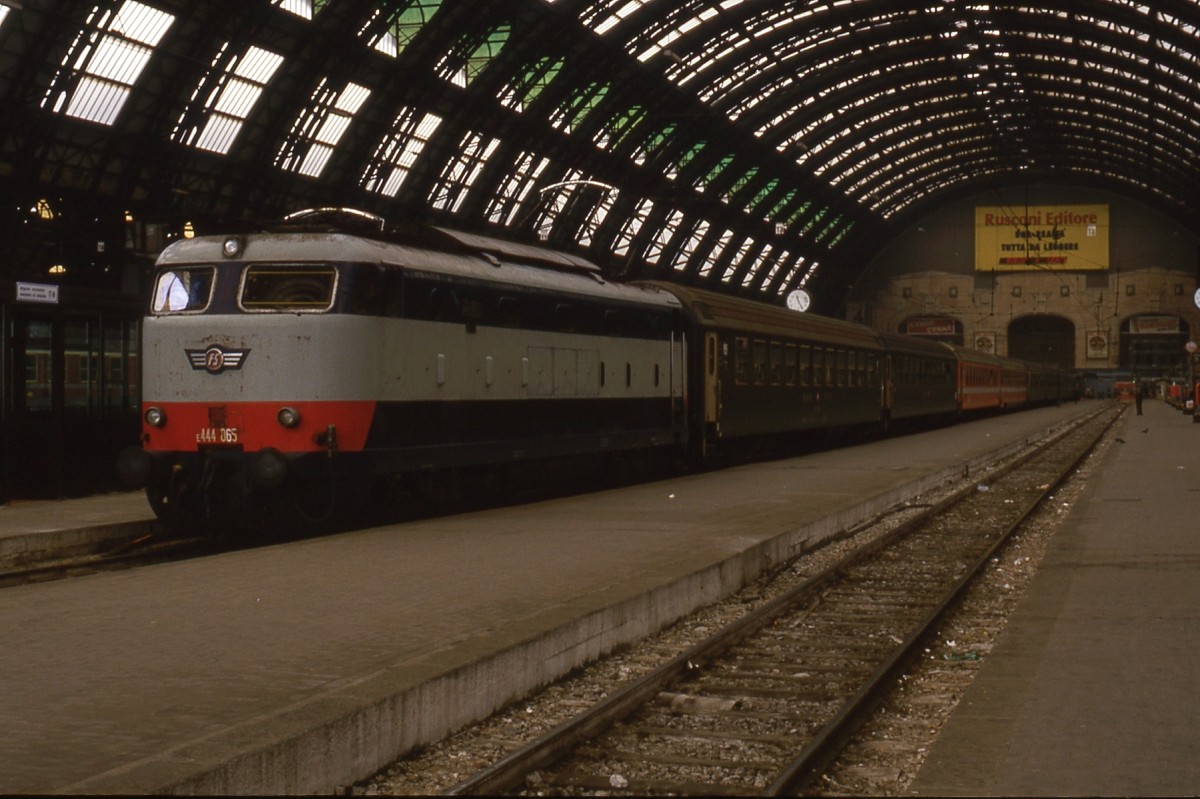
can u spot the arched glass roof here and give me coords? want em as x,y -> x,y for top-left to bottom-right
2,0 -> 1199,309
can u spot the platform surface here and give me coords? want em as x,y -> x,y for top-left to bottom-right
912,398 -> 1200,797
0,402 -> 1101,794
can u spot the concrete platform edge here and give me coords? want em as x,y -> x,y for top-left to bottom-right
0,519 -> 156,570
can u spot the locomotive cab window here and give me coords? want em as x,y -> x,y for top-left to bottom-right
240,264 -> 337,312
151,267 -> 215,314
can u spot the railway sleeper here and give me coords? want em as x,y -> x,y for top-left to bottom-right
575,746 -> 781,774
628,724 -> 804,747
541,770 -> 753,796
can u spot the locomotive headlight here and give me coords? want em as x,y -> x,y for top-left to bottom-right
222,236 -> 243,258
276,407 -> 302,428
144,407 -> 167,428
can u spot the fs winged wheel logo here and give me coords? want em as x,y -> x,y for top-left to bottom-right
186,345 -> 250,375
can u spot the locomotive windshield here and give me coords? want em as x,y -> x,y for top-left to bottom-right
151,267 -> 215,314
239,264 -> 337,312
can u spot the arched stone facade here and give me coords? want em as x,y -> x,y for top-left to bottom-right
851,184 -> 1200,379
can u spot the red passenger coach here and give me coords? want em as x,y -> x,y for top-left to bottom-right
998,356 -> 1030,408
947,345 -> 1003,411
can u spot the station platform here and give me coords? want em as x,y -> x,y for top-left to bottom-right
0,490 -> 154,571
912,398 -> 1200,796
0,402 -> 1105,795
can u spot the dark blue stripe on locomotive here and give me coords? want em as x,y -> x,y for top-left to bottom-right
360,396 -> 685,469
194,261 -> 681,342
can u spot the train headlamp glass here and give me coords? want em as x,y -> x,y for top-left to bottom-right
277,407 -> 302,428
144,407 -> 167,428
222,236 -> 242,258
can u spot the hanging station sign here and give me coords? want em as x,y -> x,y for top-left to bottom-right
974,203 -> 1109,272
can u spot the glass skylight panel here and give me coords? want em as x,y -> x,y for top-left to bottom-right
696,229 -> 733,277
175,45 -> 284,155
777,255 -> 811,293
632,122 -> 677,168
611,199 -> 656,257
0,8 -> 9,28
431,132 -> 501,212
596,105 -> 646,151
364,0 -> 446,57
702,155 -> 735,195
277,81 -> 370,178
643,209 -> 685,265
634,3 -> 725,63
486,152 -> 550,225
591,0 -> 650,36
273,0 -> 312,19
577,184 -> 621,248
43,1 -> 174,126
718,236 -> 755,283
827,220 -> 855,248
438,24 -> 510,88
745,246 -> 783,289
726,167 -> 758,202
532,169 -> 587,239
675,219 -> 711,270
361,110 -> 444,197
549,82 -> 608,134
813,214 -> 844,245
499,56 -> 563,112
767,189 -> 796,221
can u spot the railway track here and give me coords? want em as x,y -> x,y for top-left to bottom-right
442,405 -> 1121,797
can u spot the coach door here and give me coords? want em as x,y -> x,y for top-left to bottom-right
703,333 -> 719,450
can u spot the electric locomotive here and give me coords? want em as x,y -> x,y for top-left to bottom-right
118,209 -> 687,528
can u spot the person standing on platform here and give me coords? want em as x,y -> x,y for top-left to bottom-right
1134,382 -> 1143,415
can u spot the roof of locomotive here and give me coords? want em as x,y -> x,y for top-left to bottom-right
156,216 -> 681,311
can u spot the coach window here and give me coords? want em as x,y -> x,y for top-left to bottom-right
836,349 -> 847,386
734,337 -> 750,385
768,338 -> 787,383
799,345 -> 812,386
783,344 -> 798,386
753,339 -> 768,385
811,348 -> 823,387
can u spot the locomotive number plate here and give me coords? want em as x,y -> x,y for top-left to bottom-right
196,427 -> 240,445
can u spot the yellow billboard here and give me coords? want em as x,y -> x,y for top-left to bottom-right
974,204 -> 1109,271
